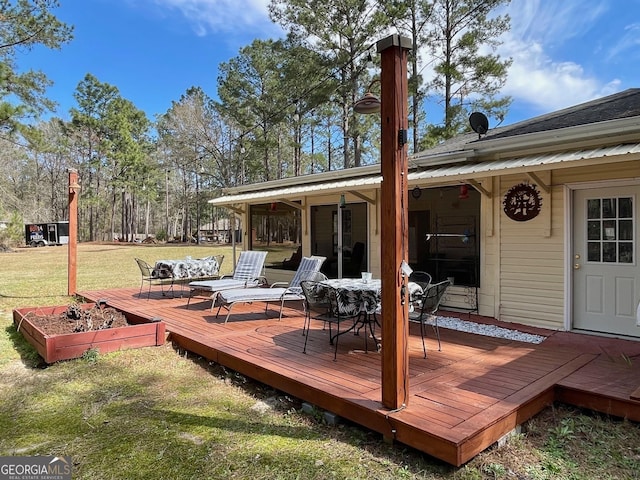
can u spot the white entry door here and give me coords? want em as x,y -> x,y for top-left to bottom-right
572,185 -> 640,337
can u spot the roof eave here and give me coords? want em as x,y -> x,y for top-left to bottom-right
412,116 -> 640,166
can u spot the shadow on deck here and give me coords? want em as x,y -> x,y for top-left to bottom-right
78,287 -> 640,467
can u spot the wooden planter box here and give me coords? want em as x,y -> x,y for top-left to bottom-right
13,303 -> 166,364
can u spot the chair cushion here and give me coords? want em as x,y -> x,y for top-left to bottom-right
189,279 -> 247,291
218,287 -> 297,303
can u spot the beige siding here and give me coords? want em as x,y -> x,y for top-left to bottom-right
495,160 -> 638,330
478,177 -> 498,317
497,172 -> 566,329
553,160 -> 637,184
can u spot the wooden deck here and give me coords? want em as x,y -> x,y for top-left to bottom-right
79,286 -> 640,467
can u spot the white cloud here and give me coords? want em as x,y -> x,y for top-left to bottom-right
500,38 -> 620,113
507,0 -> 608,44
498,0 -> 620,115
151,0 -> 277,36
606,23 -> 640,61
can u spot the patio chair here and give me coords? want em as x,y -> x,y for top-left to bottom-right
186,250 -> 268,309
342,241 -> 366,277
135,258 -> 167,299
300,281 -> 361,361
410,279 -> 451,358
409,270 -> 432,290
214,256 -> 327,322
282,245 -> 302,270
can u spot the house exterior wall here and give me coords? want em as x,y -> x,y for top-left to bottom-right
493,160 -> 639,330
232,159 -> 636,331
496,172 -> 565,329
478,176 -> 499,319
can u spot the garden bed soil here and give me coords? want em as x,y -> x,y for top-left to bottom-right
13,303 -> 166,364
22,304 -> 130,335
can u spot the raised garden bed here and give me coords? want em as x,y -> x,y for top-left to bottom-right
13,302 -> 166,364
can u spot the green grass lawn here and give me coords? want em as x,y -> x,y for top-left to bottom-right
1,243 -> 638,479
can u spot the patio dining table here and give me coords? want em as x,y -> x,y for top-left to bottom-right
319,278 -> 424,350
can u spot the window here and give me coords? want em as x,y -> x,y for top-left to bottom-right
586,196 -> 634,263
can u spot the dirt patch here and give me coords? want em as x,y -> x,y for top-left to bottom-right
23,304 -> 129,335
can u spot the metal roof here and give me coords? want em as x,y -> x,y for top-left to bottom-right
410,143 -> 640,183
208,174 -> 382,205
208,143 -> 640,206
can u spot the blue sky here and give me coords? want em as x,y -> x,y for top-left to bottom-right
19,0 -> 640,128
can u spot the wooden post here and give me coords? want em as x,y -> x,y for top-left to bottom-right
378,35 -> 412,410
68,169 -> 79,296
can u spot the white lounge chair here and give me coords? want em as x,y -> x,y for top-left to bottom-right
186,250 -> 268,309
214,256 -> 327,322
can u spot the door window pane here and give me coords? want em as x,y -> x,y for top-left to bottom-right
587,221 -> 601,240
603,220 -> 616,240
587,199 -> 600,219
587,242 -> 601,262
619,197 -> 633,218
619,220 -> 633,241
585,195 -> 634,264
619,243 -> 633,263
602,242 -> 617,262
602,198 -> 616,218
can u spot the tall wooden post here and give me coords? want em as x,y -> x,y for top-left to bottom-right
68,169 -> 80,296
379,35 -> 412,410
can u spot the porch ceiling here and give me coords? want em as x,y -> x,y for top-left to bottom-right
208,142 -> 640,207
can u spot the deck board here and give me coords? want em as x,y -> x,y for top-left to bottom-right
79,286 -> 640,466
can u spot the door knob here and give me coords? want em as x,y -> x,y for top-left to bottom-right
574,263 -> 581,270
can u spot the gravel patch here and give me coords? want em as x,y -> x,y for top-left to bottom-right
433,316 -> 546,344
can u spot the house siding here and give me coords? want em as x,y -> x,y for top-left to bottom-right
495,160 -> 638,330
234,159 -> 637,333
497,173 -> 565,329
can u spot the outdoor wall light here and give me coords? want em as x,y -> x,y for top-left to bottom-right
339,194 -> 346,208
69,180 -> 81,194
354,79 -> 381,114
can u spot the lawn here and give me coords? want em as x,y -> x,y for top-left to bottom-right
1,243 -> 638,479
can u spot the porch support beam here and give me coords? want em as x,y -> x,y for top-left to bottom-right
226,205 -> 245,215
374,190 -> 379,235
466,179 -> 492,198
544,172 -> 552,237
526,172 -> 550,193
303,197 -> 309,236
276,199 -> 305,210
67,168 -> 79,296
378,34 -> 412,411
347,190 -> 376,205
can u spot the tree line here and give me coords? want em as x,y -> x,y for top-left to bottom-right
0,0 -> 511,246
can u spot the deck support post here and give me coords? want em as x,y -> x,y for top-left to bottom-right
378,35 -> 412,410
68,168 -> 79,296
